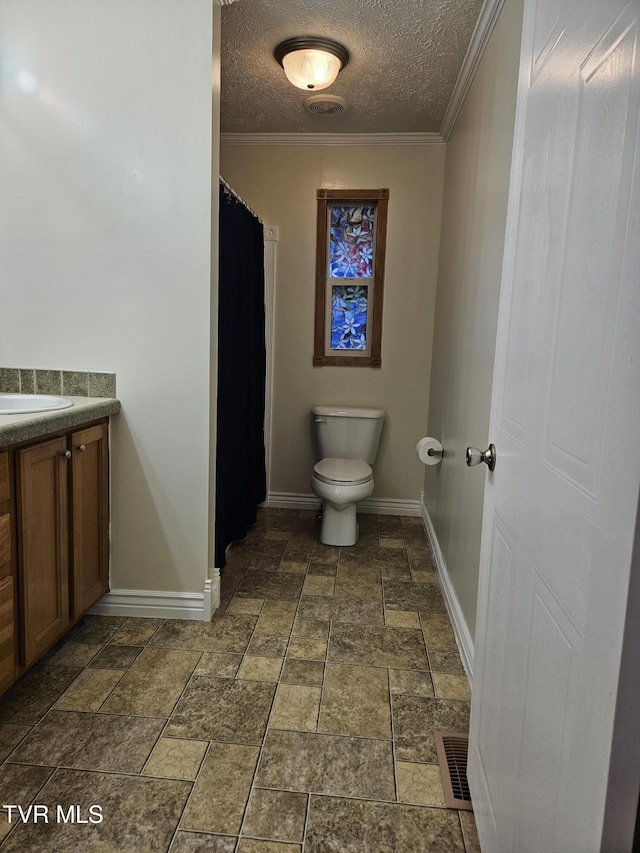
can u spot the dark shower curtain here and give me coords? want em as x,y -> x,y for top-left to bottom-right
215,184 -> 267,569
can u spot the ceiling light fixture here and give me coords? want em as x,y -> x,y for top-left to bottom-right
274,37 -> 349,91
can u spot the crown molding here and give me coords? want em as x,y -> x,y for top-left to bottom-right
440,0 -> 506,141
220,132 -> 444,147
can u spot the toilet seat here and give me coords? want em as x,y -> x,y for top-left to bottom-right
313,457 -> 372,486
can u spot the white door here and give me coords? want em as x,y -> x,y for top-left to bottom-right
468,0 -> 640,850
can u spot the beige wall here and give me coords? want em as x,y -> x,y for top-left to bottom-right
425,0 -> 524,639
0,0 -> 215,594
220,144 -> 445,502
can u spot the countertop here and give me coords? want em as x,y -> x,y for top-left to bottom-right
0,396 -> 121,447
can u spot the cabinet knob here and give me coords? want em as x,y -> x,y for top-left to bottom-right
77,444 -> 86,452
62,450 -> 72,459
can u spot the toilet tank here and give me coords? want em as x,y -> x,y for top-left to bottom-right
311,406 -> 385,464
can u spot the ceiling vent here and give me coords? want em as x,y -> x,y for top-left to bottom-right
304,94 -> 349,116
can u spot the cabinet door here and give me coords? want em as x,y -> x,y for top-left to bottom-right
0,452 -> 12,580
0,452 -> 14,692
0,578 -> 14,693
71,423 -> 108,617
17,437 -> 69,666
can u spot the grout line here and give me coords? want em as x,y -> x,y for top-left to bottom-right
164,738 -> 209,852
383,530 -> 400,806
3,757 -> 432,807
4,760 -> 196,780
166,523 -> 276,850
143,649 -> 205,765
235,511 -> 306,845
315,615 -> 333,734
0,726 -> 35,767
389,664 -> 400,805
174,829 -> 236,838
418,610 -> 432,667
302,786 -> 312,852
236,509 -> 322,848
459,809 -> 469,852
419,612 -> 437,699
0,763 -> 58,847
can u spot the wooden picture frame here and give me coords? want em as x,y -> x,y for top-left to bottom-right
313,188 -> 389,368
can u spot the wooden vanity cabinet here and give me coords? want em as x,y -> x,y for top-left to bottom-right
13,420 -> 109,670
0,452 -> 15,693
70,423 -> 109,619
17,436 -> 70,666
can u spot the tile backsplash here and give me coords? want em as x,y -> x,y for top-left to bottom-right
0,367 -> 116,398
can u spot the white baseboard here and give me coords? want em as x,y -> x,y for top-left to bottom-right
204,571 -> 221,621
90,576 -> 221,621
266,491 -> 421,517
420,493 -> 475,683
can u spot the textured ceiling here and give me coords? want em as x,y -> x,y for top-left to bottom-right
220,0 -> 485,134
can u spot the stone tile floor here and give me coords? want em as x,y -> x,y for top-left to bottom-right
0,508 -> 479,852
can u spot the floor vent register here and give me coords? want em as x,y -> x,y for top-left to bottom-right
434,731 -> 473,810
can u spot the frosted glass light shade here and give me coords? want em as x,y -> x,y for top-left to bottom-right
282,48 -> 342,91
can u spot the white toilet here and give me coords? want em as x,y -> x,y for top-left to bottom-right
310,405 -> 385,546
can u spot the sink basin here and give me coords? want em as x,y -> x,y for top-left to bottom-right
0,394 -> 74,415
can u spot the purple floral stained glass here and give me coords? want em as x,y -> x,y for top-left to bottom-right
331,285 -> 367,350
329,206 -> 375,278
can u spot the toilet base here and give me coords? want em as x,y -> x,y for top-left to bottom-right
319,502 -> 359,546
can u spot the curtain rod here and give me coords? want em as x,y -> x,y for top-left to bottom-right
219,176 -> 263,223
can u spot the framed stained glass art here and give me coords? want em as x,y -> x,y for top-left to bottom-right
331,285 -> 368,350
314,189 -> 389,367
329,207 -> 375,278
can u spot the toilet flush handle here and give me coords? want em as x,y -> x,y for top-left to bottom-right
314,417 -> 327,423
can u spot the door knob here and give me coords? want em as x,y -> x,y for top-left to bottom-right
61,450 -> 72,459
77,444 -> 86,452
466,443 -> 496,471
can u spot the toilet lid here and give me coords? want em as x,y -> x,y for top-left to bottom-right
313,457 -> 372,485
